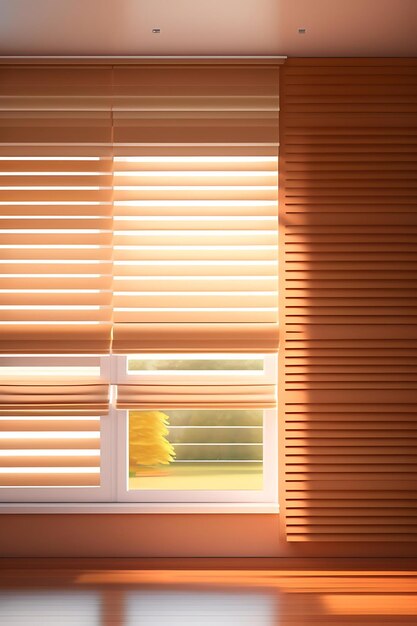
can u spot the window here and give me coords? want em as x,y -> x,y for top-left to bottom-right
0,352 -> 277,510
0,355 -> 114,503
0,59 -> 280,512
115,353 -> 277,505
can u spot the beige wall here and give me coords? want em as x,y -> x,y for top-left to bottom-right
0,0 -> 416,56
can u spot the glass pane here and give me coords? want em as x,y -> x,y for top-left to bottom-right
127,354 -> 264,374
128,409 -> 263,491
0,356 -> 101,378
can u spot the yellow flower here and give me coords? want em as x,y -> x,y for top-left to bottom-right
129,410 -> 176,470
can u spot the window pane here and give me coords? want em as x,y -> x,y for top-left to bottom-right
128,409 -> 263,491
127,354 -> 264,374
0,355 -> 101,378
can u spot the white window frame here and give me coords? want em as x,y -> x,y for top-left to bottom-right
0,354 -> 115,503
0,353 -> 279,512
114,353 -> 278,506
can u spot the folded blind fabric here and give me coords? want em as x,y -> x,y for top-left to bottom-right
116,383 -> 276,409
112,64 -> 279,352
0,65 -> 113,353
0,383 -> 109,415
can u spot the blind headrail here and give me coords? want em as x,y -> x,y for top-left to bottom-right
0,56 -> 287,66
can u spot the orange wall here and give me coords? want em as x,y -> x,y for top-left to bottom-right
0,514 -> 416,557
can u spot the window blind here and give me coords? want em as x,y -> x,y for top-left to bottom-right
111,63 -> 279,352
116,383 -> 276,410
0,62 -> 280,354
0,375 -> 106,488
0,383 -> 109,415
0,354 -> 108,490
0,65 -> 113,353
279,59 -> 417,542
0,411 -> 102,488
0,60 -> 281,498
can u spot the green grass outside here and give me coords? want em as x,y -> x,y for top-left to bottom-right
129,461 -> 263,491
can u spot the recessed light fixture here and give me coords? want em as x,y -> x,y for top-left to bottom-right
298,28 -> 306,34
152,28 -> 161,34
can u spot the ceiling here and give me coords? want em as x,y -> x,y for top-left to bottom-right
0,0 -> 416,57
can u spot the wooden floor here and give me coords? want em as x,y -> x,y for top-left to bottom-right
0,558 -> 416,625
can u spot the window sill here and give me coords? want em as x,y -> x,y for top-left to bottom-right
0,502 -> 279,514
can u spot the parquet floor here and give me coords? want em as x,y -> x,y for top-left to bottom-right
0,558 -> 415,625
